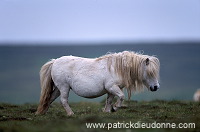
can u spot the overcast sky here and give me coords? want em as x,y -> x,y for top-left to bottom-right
0,0 -> 200,43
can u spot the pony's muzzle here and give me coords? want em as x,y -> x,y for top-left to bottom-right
150,85 -> 159,92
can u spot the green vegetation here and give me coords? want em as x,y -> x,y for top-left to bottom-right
0,100 -> 199,132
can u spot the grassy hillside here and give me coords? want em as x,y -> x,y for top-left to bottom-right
0,100 -> 199,132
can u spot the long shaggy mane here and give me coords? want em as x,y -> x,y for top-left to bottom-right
97,51 -> 160,99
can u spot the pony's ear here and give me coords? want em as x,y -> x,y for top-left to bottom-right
146,58 -> 149,65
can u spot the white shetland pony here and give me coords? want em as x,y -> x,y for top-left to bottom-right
36,51 -> 160,115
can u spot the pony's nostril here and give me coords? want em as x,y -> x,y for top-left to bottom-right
150,86 -> 159,91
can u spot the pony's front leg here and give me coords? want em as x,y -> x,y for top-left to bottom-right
59,86 -> 74,116
103,93 -> 115,112
114,98 -> 127,108
106,85 -> 125,111
114,88 -> 127,108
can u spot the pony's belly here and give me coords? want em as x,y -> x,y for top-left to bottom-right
71,86 -> 107,98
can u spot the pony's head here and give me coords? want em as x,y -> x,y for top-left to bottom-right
142,57 -> 160,92
100,51 -> 160,99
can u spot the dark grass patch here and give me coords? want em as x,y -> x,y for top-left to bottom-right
0,106 -> 4,110
0,117 -> 30,121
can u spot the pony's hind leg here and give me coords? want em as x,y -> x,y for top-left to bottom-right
103,93 -> 115,112
59,85 -> 74,116
49,86 -> 60,104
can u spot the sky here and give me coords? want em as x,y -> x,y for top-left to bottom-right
0,0 -> 200,43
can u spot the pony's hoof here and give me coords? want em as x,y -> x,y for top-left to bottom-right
111,106 -> 118,112
67,112 -> 74,116
102,108 -> 111,113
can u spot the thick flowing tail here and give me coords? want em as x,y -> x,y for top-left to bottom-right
36,59 -> 55,115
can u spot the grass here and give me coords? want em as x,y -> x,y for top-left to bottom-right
0,100 -> 200,132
